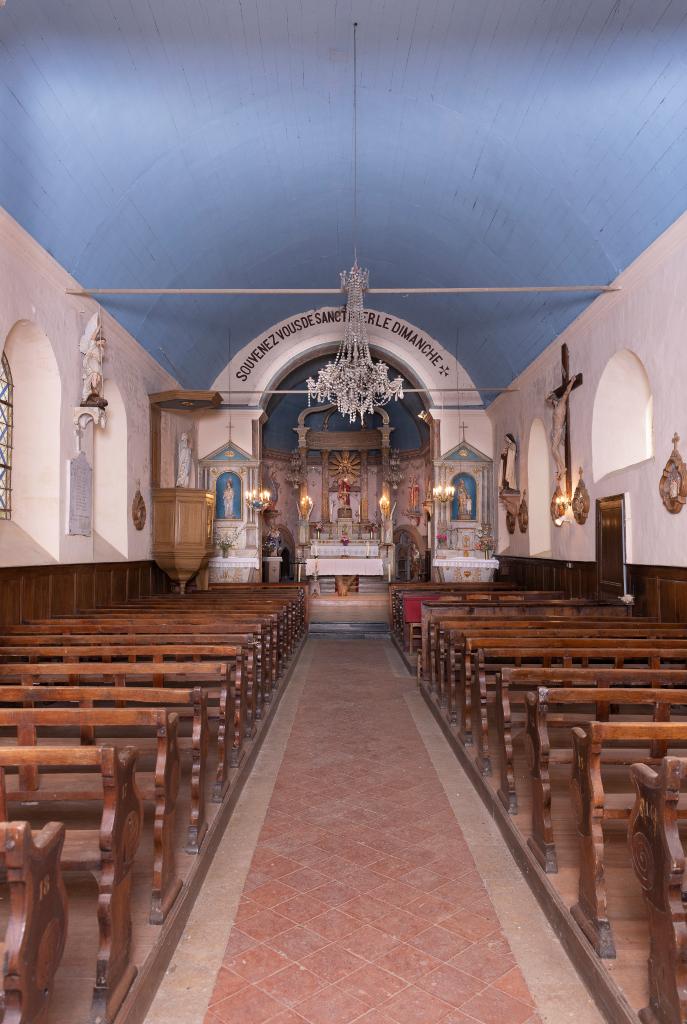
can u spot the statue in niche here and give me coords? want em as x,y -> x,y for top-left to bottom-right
223,476 -> 235,516
499,434 -> 518,493
338,475 -> 351,508
176,432 -> 193,488
80,327 -> 108,409
456,479 -> 473,520
547,376 -> 576,484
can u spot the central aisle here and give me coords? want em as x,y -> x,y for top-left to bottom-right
150,640 -> 602,1024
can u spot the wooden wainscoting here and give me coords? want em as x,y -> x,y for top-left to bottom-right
498,555 -> 687,622
497,555 -> 597,599
0,561 -> 169,627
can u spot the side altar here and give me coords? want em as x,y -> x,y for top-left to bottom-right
432,436 -> 498,583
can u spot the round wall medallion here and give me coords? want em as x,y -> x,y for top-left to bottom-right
131,489 -> 147,531
517,491 -> 528,533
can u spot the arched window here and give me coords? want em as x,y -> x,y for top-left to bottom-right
592,350 -> 653,481
527,417 -> 552,556
0,352 -> 12,519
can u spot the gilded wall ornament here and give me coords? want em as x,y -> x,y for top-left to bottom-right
506,509 -> 516,535
517,491 -> 528,533
659,434 -> 687,514
572,467 -> 590,525
131,489 -> 147,531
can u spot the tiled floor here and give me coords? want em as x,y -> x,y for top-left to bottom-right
203,641 -> 541,1024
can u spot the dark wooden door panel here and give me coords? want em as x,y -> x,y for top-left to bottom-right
596,495 -> 626,598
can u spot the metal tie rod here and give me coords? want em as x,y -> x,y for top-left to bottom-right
65,284 -> 620,297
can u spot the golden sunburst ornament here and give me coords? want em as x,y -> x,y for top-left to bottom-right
330,450 -> 361,484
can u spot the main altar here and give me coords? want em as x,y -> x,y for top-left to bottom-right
294,405 -> 396,592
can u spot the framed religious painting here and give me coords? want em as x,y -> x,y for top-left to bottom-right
659,434 -> 687,514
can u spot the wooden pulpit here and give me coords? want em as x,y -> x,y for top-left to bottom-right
151,488 -> 215,593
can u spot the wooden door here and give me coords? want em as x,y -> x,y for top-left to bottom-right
596,495 -> 626,599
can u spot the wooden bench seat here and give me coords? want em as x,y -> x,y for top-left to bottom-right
0,706 -> 181,925
0,819 -> 67,1024
0,745 -> 142,1024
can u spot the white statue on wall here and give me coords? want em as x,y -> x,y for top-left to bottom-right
499,433 -> 518,492
546,377 -> 576,484
80,326 -> 108,409
176,432 -> 193,487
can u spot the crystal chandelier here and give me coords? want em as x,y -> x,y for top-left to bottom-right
307,263 -> 404,423
306,23 -> 405,425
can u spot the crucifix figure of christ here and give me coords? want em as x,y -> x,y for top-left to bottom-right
546,343 -> 583,496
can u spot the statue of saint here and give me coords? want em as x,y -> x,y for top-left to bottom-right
176,433 -> 193,488
222,476 -> 235,518
80,328 -> 108,408
409,477 -> 420,509
546,377 -> 576,485
338,475 -> 351,508
456,480 -> 473,520
500,434 -> 518,492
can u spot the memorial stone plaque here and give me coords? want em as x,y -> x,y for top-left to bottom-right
68,451 -> 93,536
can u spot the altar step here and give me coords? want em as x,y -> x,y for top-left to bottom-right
309,622 -> 390,639
312,576 -> 388,595
309,593 -> 390,624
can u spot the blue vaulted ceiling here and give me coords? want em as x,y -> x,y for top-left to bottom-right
1,1 -> 687,396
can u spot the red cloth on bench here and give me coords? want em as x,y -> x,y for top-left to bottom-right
403,594 -> 443,625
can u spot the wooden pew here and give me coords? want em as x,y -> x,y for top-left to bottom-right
0,684 -> 208,854
470,647 -> 687,772
0,819 -> 67,1024
0,661 -> 234,799
570,721 -> 687,958
629,756 -> 687,1024
497,666 -> 687,817
0,706 -> 181,925
0,745 -> 142,1024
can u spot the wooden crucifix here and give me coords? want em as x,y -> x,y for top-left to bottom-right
546,343 -> 583,497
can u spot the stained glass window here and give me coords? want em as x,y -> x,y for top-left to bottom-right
0,352 -> 12,519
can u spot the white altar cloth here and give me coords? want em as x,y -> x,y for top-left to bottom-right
306,557 -> 384,577
310,543 -> 379,557
208,555 -> 260,583
434,555 -> 499,583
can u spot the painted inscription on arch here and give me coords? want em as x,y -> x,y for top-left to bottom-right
234,307 -> 451,382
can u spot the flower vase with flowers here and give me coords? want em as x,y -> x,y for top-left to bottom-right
436,532 -> 448,549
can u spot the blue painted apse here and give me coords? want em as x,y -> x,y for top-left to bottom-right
1,2 -> 687,393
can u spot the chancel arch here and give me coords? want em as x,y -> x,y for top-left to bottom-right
527,417 -> 552,557
592,349 -> 653,482
0,320 -> 61,563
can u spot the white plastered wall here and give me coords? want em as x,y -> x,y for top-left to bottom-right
0,208 -> 176,566
489,209 -> 687,568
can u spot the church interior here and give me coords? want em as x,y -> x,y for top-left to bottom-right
2,3 -> 687,1023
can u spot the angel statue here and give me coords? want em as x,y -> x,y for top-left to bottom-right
176,432 -> 193,488
80,327 -> 108,408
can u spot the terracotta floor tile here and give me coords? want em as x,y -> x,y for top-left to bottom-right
380,984 -> 453,1024
251,851 -> 303,877
268,926 -> 330,960
374,943 -> 443,983
440,913 -> 499,943
340,895 -> 390,925
240,909 -> 294,943
450,938 -> 515,984
301,944 -> 367,983
372,907 -> 427,942
458,986 -> 533,1024
415,963 -> 485,1007
404,893 -> 455,924
268,1011 -> 309,1024
277,894 -> 331,925
398,865 -> 447,893
226,943 -> 290,983
408,926 -> 473,962
372,880 -> 421,910
211,984 -> 283,1024
282,868 -> 333,893
492,966 -> 535,1006
257,963 -> 325,1007
249,880 -> 300,909
310,881 -> 360,907
307,909 -> 361,941
224,929 -> 259,957
336,963 -> 407,1006
340,925 -> 402,962
295,984 -> 369,1024
353,1011 -> 397,1024
208,967 -> 248,1005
